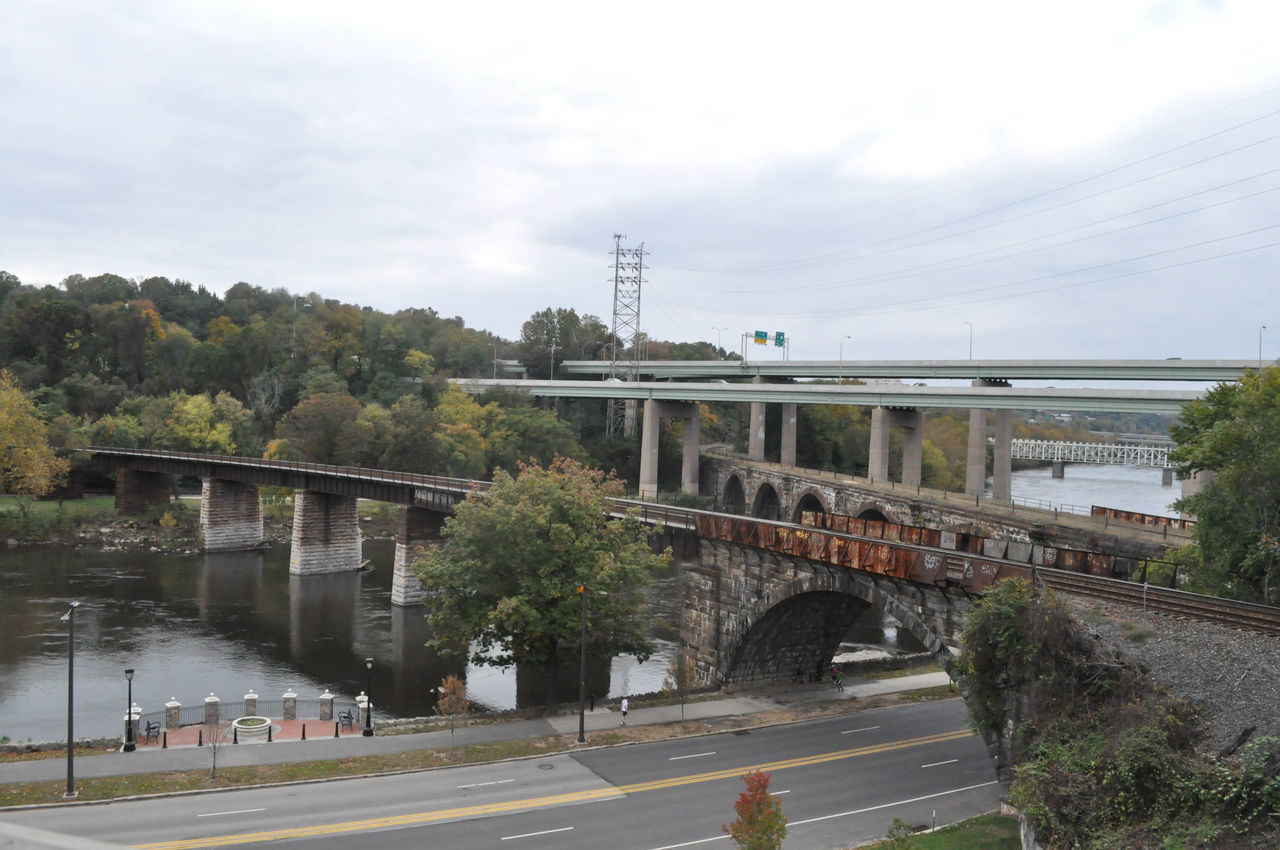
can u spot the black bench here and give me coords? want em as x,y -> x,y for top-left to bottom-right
338,710 -> 355,730
144,720 -> 161,743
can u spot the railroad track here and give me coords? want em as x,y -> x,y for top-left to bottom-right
1037,568 -> 1280,636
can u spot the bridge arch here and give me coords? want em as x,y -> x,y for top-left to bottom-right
790,488 -> 829,524
722,474 -> 747,516
723,569 -> 955,685
856,506 -> 890,522
750,482 -> 781,520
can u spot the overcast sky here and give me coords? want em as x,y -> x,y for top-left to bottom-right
4,1 -> 1279,362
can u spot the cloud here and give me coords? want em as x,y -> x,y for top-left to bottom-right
1,0 -> 1278,360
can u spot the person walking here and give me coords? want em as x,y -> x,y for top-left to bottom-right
831,665 -> 845,692
620,696 -> 629,725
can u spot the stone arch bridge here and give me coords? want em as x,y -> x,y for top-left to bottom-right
89,448 -> 1161,695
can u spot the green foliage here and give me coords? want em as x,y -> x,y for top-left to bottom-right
962,579 -> 1279,847
414,457 -> 670,708
0,369 -> 71,498
1171,366 -> 1280,603
722,771 -> 786,849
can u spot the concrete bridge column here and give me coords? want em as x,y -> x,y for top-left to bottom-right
965,407 -> 987,495
289,491 -> 362,575
1179,469 -> 1215,519
681,403 -> 701,495
114,468 -> 171,515
199,479 -> 264,552
780,403 -> 797,466
748,376 -> 766,461
1052,461 -> 1065,479
392,506 -> 445,606
1162,468 -> 1174,486
869,407 -> 890,482
639,400 -> 701,499
900,409 -> 923,489
992,409 -> 1014,502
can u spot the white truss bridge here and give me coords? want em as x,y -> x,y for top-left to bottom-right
1010,439 -> 1175,468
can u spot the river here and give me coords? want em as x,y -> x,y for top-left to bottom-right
0,464 -> 1167,744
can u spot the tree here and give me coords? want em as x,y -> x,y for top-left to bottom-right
723,771 -> 786,849
276,392 -> 363,463
435,674 -> 469,749
414,457 -> 670,712
1171,367 -> 1280,603
662,647 -> 698,722
0,370 -> 71,499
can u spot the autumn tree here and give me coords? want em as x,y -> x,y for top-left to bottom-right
0,370 -> 71,499
723,771 -> 786,849
1171,366 -> 1280,603
414,457 -> 670,712
435,673 -> 469,748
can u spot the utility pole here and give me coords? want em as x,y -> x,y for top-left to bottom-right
606,234 -> 646,439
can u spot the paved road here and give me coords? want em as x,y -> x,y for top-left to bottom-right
2,698 -> 1000,849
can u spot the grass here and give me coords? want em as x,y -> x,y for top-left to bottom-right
859,813 -> 1020,849
866,663 -> 943,680
0,495 -> 115,520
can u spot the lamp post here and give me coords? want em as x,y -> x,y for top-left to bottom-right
576,583 -> 587,744
712,327 -> 726,360
964,321 -> 973,360
363,658 -> 374,737
60,601 -> 80,798
1261,325 -> 1268,372
490,343 -> 498,380
123,668 -> 135,752
838,334 -> 852,384
549,342 -> 557,380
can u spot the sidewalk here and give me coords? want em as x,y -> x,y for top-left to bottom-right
0,672 -> 952,786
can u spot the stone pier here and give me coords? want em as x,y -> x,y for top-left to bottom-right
391,506 -> 446,606
199,479 -> 264,552
114,468 -> 171,515
289,491 -> 362,575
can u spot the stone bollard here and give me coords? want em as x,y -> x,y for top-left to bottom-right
319,690 -> 334,722
283,688 -> 298,721
165,697 -> 181,730
204,693 -> 220,726
356,692 -> 370,730
244,691 -> 258,717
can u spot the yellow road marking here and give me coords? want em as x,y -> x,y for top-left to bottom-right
135,728 -> 975,848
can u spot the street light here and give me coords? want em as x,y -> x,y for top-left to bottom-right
1261,325 -> 1268,372
60,601 -> 80,798
712,327 -> 727,360
838,334 -> 852,384
576,584 -> 587,744
490,342 -> 498,380
363,658 -> 374,737
549,342 -> 557,380
964,321 -> 973,360
123,668 -> 135,752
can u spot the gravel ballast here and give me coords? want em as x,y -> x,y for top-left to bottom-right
1066,596 -> 1280,757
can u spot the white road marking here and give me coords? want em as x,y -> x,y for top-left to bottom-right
921,758 -> 959,768
668,751 -> 716,761
770,789 -> 791,796
196,808 -> 266,818
457,778 -> 516,789
645,780 -> 1000,849
841,725 -> 880,734
501,826 -> 574,841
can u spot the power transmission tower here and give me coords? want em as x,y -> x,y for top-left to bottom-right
607,234 -> 645,439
